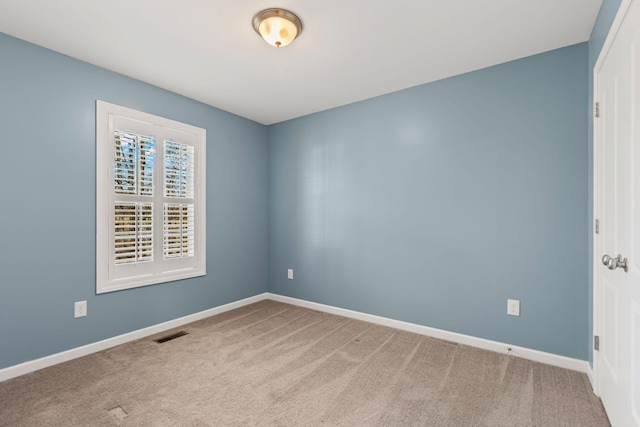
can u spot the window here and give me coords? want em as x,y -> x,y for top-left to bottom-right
96,101 -> 206,294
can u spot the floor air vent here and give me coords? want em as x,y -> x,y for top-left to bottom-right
154,331 -> 188,343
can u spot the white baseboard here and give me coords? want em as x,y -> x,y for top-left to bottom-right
587,364 -> 598,395
1,292 -> 590,382
0,293 -> 269,382
267,293 -> 590,373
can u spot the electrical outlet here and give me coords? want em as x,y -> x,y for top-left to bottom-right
74,300 -> 87,318
507,299 -> 520,317
287,269 -> 294,280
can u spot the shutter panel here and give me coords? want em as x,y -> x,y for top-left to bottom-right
164,203 -> 195,258
114,131 -> 156,196
114,203 -> 153,264
138,135 -> 155,196
114,131 -> 137,194
164,141 -> 194,198
137,204 -> 154,261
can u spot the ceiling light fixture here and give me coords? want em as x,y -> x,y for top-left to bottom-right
252,8 -> 303,48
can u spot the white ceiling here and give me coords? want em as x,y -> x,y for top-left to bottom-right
0,0 -> 602,125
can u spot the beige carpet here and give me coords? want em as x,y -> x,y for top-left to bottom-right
0,300 -> 610,426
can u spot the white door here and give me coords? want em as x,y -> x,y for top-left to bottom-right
594,0 -> 640,425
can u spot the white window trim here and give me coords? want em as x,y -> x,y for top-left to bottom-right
96,100 -> 206,294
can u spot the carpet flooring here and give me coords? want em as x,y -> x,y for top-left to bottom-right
0,299 -> 610,426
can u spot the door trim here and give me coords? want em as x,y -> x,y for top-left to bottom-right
592,0 -> 635,397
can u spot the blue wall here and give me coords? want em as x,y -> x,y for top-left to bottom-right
268,44 -> 589,359
587,0 -> 623,366
0,33 -> 268,369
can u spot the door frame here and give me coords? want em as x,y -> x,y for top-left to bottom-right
592,0 -> 634,397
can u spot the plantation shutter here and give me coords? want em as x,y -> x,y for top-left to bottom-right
97,101 -> 206,294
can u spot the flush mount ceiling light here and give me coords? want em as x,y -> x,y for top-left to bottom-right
252,8 -> 303,48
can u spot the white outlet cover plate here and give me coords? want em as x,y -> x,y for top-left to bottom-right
287,269 -> 293,280
74,300 -> 87,318
507,299 -> 520,316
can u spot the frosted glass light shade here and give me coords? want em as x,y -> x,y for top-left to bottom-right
253,9 -> 303,48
